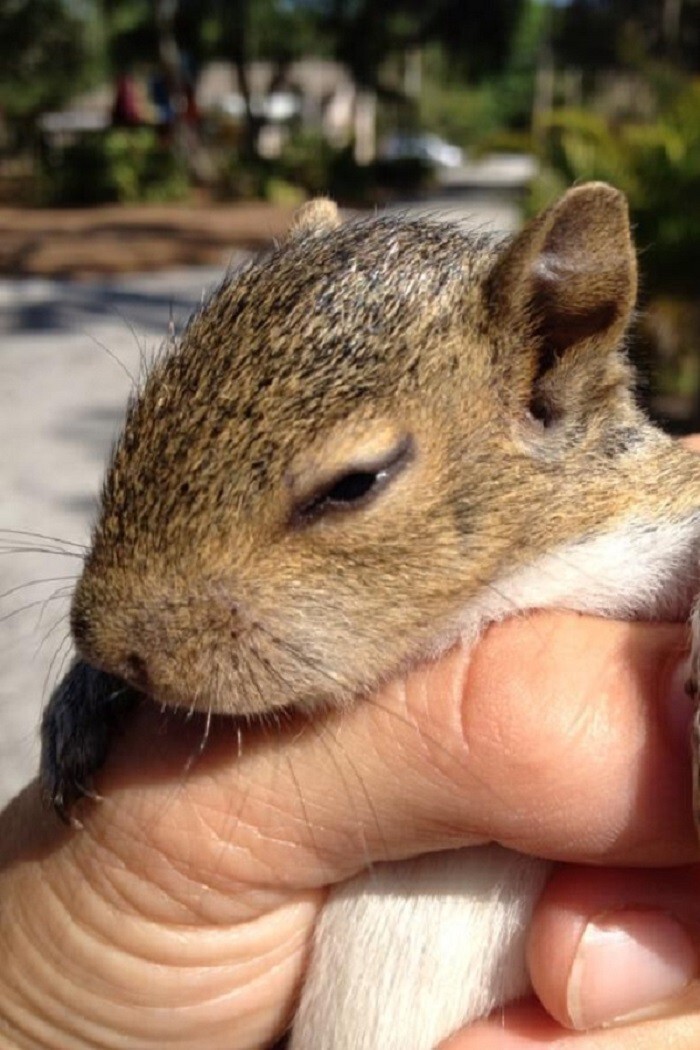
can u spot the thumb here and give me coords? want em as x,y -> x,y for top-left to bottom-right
529,864 -> 700,1031
88,612 -> 695,889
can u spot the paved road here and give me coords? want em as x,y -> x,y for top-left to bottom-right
384,190 -> 522,236
0,196 -> 522,808
0,266 -> 233,805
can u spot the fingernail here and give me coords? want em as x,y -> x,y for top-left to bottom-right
666,658 -> 695,752
567,909 -> 697,1029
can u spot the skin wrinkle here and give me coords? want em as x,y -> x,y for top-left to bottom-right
97,827 -> 245,925
8,915 -> 123,1049
402,676 -> 461,778
85,814 -> 233,927
194,790 -> 293,864
54,965 -> 274,1049
397,648 -> 512,845
1,613 -> 700,1050
8,846 -> 312,1047
40,858 -> 147,973
5,892 -> 70,1037
127,776 -> 327,912
284,733 -> 360,836
326,726 -> 392,865
0,1017 -> 38,1050
50,850 -> 199,970
292,731 -> 378,869
397,720 -> 478,846
347,672 -> 488,860
291,717 -> 387,859
1,988 -> 82,1050
184,621 -> 688,877
75,824 -> 174,921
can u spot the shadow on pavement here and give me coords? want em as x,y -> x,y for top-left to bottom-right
1,281 -> 210,337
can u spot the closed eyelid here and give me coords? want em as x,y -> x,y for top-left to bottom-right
288,434 -> 416,527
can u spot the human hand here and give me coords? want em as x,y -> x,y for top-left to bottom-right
0,613 -> 698,1049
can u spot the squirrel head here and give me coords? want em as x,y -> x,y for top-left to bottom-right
72,184 -> 656,716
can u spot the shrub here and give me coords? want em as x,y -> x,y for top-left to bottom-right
216,134 -> 433,207
43,128 -> 189,206
529,83 -> 700,292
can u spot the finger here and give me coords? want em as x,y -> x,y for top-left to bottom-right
529,864 -> 700,1030
0,780 -> 319,1050
87,612 -> 697,890
441,997 -> 700,1049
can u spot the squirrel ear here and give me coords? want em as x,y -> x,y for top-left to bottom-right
286,198 -> 341,239
488,182 -> 637,358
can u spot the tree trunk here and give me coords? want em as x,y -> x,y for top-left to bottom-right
662,0 -> 683,59
154,0 -> 185,142
220,0 -> 262,160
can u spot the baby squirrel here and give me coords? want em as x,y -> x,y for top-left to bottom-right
41,184 -> 700,1050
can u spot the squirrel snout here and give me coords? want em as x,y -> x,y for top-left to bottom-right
70,594 -> 159,694
70,572 -> 244,704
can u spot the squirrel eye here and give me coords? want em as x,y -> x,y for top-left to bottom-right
322,469 -> 380,505
291,435 -> 414,527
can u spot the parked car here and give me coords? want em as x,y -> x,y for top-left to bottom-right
379,132 -> 464,169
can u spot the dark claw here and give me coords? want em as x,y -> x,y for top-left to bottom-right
40,660 -> 138,819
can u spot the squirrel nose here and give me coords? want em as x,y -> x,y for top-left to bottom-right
122,652 -> 151,693
70,571 -> 243,699
71,599 -> 153,693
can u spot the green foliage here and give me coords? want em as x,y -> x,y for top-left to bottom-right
473,128 -> 534,156
277,131 -> 336,196
490,0 -> 549,129
532,108 -> 638,189
216,131 -> 432,205
0,0 -> 98,123
530,82 -> 700,291
552,0 -> 700,75
44,129 -> 189,205
216,151 -> 277,200
417,2 -> 548,147
102,1 -> 156,73
418,48 -> 503,146
215,0 -> 327,67
428,0 -> 527,81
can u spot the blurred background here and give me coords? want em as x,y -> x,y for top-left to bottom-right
2,0 -> 700,804
3,1 -> 700,420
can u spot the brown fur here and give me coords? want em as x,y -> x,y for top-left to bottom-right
69,183 -> 700,719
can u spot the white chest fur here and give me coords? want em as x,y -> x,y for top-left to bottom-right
290,513 -> 700,1050
473,514 -> 700,629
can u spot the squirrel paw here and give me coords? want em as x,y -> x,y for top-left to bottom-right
40,660 -> 137,823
